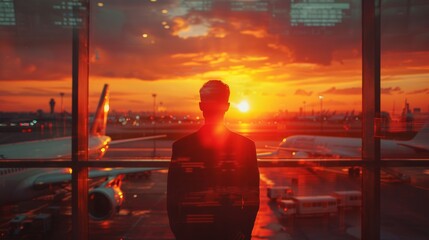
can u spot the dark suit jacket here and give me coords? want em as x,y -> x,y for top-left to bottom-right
167,125 -> 260,240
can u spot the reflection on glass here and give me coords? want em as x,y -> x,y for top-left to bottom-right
0,0 -> 365,160
1,0 -> 75,159
90,167 -> 362,239
0,88 -> 72,157
0,166 -> 363,239
381,167 -> 429,239
89,168 -> 173,239
381,0 -> 429,159
0,168 -> 71,239
86,0 -> 362,161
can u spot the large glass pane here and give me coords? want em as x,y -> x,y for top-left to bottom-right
0,0 -> 77,160
87,0 -> 363,238
87,0 -> 362,162
258,167 -> 361,239
0,168 -> 72,239
380,1 -> 429,239
85,166 -> 361,239
88,168 -> 173,239
380,0 -> 429,159
380,167 -> 429,239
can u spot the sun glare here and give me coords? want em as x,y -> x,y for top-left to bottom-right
237,100 -> 250,113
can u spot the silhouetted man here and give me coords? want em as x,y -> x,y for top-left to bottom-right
167,80 -> 260,240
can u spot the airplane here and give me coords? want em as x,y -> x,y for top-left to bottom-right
259,119 -> 429,162
0,84 -> 165,220
326,110 -> 360,123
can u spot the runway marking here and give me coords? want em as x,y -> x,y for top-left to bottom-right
125,182 -> 155,190
118,209 -> 151,216
260,173 -> 274,186
121,195 -> 165,239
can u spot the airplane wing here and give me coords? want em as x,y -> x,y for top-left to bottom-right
109,134 -> 167,145
397,143 -> 429,154
33,167 -> 160,187
260,145 -> 358,158
0,134 -> 166,159
257,151 -> 278,157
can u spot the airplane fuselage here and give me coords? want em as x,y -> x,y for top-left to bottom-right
0,168 -> 61,205
279,135 -> 428,159
0,135 -> 111,159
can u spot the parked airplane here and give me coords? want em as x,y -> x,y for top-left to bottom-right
260,120 -> 429,159
0,84 -> 165,220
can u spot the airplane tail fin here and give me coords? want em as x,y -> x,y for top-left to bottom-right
90,84 -> 110,136
410,119 -> 429,146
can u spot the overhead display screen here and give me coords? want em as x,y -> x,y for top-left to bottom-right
290,0 -> 351,27
0,0 -> 15,26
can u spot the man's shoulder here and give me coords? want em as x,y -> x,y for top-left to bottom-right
228,130 -> 255,146
172,131 -> 199,147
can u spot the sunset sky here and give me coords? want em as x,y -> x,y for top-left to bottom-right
1,0 -> 428,118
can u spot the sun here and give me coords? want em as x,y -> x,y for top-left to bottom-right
237,100 -> 250,113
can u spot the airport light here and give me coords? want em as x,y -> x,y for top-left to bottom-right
319,95 -> 324,115
60,92 -> 64,114
60,92 -> 65,136
152,93 -> 157,118
152,93 -> 157,157
303,101 -> 306,116
319,95 -> 324,132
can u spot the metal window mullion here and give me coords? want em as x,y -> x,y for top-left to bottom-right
71,1 -> 90,240
362,0 -> 381,239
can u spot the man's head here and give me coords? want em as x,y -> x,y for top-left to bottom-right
199,80 -> 230,103
199,80 -> 230,122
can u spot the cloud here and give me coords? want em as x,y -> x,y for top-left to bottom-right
0,88 -> 70,97
407,88 -> 429,94
320,87 -> 361,95
320,86 -> 404,95
294,89 -> 313,96
381,87 -> 403,95
1,1 -> 428,83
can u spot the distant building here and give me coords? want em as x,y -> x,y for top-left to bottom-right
49,98 -> 56,114
401,100 -> 414,132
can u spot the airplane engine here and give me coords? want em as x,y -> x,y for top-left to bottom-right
88,186 -> 124,220
292,151 -> 309,158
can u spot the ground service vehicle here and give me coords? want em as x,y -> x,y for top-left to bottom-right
278,195 -> 338,217
267,186 -> 293,201
331,191 -> 361,208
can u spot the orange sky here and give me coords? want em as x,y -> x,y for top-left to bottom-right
1,57 -> 428,119
1,1 -> 428,118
